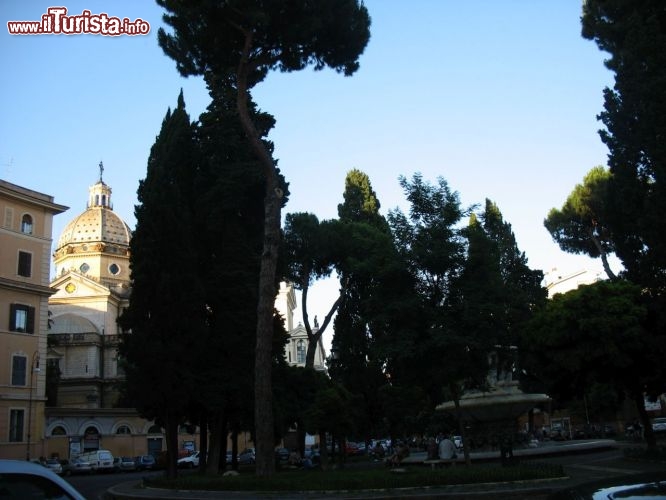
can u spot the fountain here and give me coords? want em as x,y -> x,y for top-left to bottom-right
435,354 -> 551,451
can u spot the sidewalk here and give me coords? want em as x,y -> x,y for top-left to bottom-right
105,440 -> 664,500
401,438 -> 618,465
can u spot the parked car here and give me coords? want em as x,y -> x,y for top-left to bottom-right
345,441 -> 363,456
238,448 -> 255,465
302,447 -> 321,466
43,458 -> 63,475
113,456 -> 137,472
134,455 -> 156,471
275,447 -> 290,462
550,471 -> 666,499
652,417 -> 666,434
61,457 -> 92,476
0,459 -> 86,500
77,449 -> 114,473
177,451 -> 200,469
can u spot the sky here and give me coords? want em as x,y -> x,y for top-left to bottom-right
2,1 -> 617,349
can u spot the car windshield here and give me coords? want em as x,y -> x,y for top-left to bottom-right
99,452 -> 112,460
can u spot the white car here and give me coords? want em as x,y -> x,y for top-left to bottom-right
652,417 -> 666,433
177,451 -> 200,468
43,458 -> 63,475
0,459 -> 86,499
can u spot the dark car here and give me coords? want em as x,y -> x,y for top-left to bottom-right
238,448 -> 255,465
113,456 -> 137,472
275,448 -> 290,462
134,455 -> 156,471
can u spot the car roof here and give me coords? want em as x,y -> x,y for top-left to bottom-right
0,459 -> 86,500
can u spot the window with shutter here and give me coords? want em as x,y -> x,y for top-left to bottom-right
9,304 -> 35,333
12,355 -> 27,386
18,251 -> 32,277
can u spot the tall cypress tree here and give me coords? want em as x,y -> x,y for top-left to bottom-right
119,92 -> 206,478
330,170 -> 402,441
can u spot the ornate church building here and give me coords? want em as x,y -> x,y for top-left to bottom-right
45,172 -> 160,458
43,170 -> 326,459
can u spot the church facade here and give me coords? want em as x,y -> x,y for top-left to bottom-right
45,175 -> 159,459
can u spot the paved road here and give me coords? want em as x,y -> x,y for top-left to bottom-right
67,443 -> 666,499
66,470 -> 163,500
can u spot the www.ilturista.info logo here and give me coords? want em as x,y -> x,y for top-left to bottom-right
7,7 -> 150,36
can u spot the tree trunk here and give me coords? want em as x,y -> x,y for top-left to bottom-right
231,425 -> 239,470
633,391 -> 657,450
253,191 -> 280,477
205,412 -> 224,475
590,231 -> 617,280
236,30 -> 281,477
199,411 -> 208,471
164,415 -> 179,479
318,430 -> 328,470
451,383 -> 471,466
304,292 -> 343,367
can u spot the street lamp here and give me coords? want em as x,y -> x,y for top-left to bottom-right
26,352 -> 40,461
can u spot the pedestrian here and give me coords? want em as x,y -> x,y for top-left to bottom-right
386,441 -> 410,467
438,433 -> 457,460
426,437 -> 438,460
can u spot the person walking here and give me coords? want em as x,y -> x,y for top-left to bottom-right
438,433 -> 457,460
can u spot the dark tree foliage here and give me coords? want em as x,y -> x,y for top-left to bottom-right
119,92 -> 206,478
387,174 -> 470,400
329,170 -> 409,444
521,280 -> 665,448
544,166 -> 617,279
156,0 -> 370,476
337,168 -> 389,231
582,0 -> 666,292
476,200 -> 547,352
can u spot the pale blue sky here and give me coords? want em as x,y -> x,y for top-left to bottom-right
2,2 -> 616,332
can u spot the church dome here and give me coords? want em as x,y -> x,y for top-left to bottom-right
55,170 -> 132,251
50,313 -> 98,334
57,204 -> 131,249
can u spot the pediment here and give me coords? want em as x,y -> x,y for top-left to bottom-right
50,271 -> 110,299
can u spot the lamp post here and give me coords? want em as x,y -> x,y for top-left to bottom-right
26,351 -> 40,461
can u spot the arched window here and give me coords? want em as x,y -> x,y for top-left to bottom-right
296,340 -> 306,364
21,214 -> 33,234
147,425 -> 162,434
116,425 -> 131,435
51,426 -> 67,436
83,426 -> 100,451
